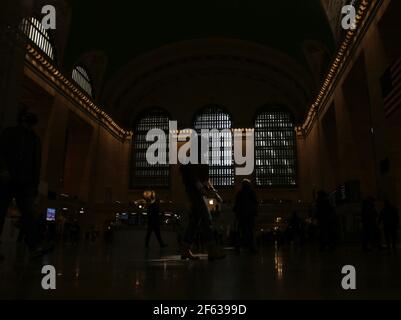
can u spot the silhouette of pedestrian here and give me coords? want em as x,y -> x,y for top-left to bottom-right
70,219 -> 81,246
315,190 -> 336,251
287,211 -> 305,246
233,179 -> 258,252
0,110 -> 53,260
180,163 -> 225,261
361,197 -> 381,251
179,135 -> 226,261
145,191 -> 167,248
379,199 -> 399,252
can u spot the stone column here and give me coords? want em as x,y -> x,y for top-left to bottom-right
44,97 -> 69,195
363,23 -> 393,200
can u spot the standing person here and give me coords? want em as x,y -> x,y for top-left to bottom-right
145,192 -> 167,249
70,219 -> 81,247
233,179 -> 258,252
379,199 -> 399,252
287,211 -> 305,246
0,110 -> 52,260
315,190 -> 336,251
361,197 -> 381,251
180,163 -> 225,261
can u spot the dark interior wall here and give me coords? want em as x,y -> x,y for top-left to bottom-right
378,0 -> 401,207
386,110 -> 401,211
62,112 -> 94,201
320,103 -> 340,191
19,76 -> 55,191
20,77 -> 54,140
341,54 -> 377,197
378,0 -> 401,64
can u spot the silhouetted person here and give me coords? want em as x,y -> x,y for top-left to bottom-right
104,224 -> 113,244
15,218 -> 26,243
70,220 -> 81,246
145,192 -> 167,248
305,208 -> 317,243
379,199 -> 399,252
287,211 -> 305,246
233,179 -> 258,252
0,110 -> 52,260
180,163 -> 225,261
315,190 -> 336,251
180,137 -> 225,260
361,197 -> 380,251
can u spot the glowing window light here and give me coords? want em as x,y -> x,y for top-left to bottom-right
20,17 -> 55,60
255,108 -> 297,187
72,66 -> 93,97
194,105 -> 234,187
131,109 -> 170,188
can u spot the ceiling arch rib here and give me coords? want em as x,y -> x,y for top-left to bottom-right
122,67 -> 305,127
102,39 -> 318,126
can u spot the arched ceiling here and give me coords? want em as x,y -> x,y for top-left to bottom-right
65,0 -> 334,76
101,38 -> 315,126
64,0 -> 336,126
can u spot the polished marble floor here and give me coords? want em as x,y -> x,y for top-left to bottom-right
0,230 -> 400,300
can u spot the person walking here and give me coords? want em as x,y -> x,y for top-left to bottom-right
0,109 -> 52,260
361,197 -> 381,251
145,191 -> 167,249
315,190 -> 336,251
379,199 -> 399,252
180,162 -> 225,261
233,179 -> 258,252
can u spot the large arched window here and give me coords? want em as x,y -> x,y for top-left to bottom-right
255,108 -> 297,187
72,66 -> 93,97
131,109 -> 170,188
194,105 -> 234,187
20,17 -> 55,60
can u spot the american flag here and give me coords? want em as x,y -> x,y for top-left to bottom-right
381,55 -> 401,118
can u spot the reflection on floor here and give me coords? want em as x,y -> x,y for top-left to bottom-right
0,230 -> 401,300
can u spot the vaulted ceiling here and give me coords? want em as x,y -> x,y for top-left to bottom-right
65,0 -> 334,77
63,0 -> 336,125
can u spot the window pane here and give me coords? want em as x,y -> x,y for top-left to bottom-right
20,17 -> 55,60
194,106 -> 234,187
72,66 -> 93,97
131,111 -> 170,188
255,109 -> 297,187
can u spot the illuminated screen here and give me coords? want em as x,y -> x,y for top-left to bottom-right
46,208 -> 56,222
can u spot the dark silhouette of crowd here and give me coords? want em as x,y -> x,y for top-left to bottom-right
360,196 -> 399,252
1,110 -> 399,264
0,109 -> 53,261
233,179 -> 258,252
287,211 -> 305,246
379,199 -> 399,252
361,197 -> 381,251
315,190 -> 337,251
145,191 -> 167,249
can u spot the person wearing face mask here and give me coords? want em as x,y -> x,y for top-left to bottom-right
0,108 -> 52,260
